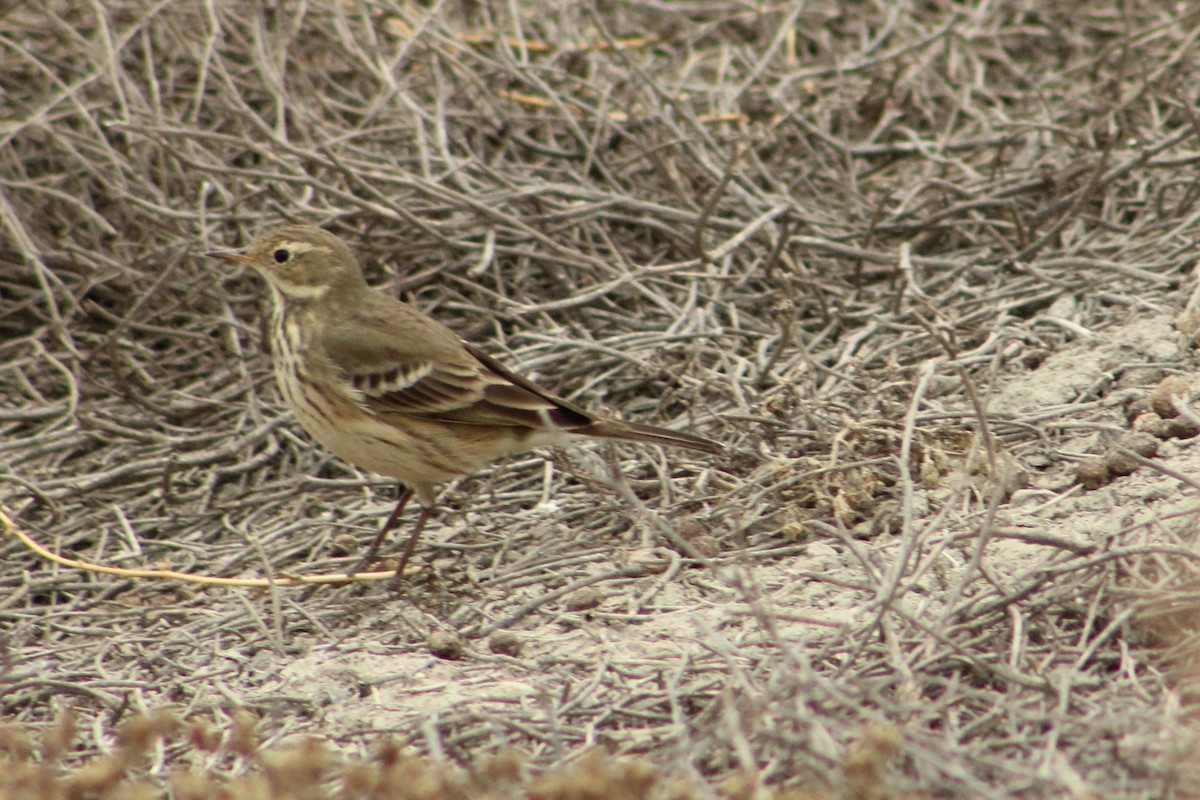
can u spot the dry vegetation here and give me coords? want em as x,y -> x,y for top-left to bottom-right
5,0 -> 1200,797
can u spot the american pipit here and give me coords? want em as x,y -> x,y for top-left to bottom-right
208,224 -> 720,587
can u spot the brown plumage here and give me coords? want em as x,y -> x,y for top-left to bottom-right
208,224 -> 720,586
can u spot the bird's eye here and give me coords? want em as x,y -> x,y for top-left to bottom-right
273,248 -> 290,264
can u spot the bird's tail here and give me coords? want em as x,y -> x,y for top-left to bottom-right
577,419 -> 722,455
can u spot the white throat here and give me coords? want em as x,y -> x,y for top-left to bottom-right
274,280 -> 330,300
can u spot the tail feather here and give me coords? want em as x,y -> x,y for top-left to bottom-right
464,343 -> 721,455
577,419 -> 722,455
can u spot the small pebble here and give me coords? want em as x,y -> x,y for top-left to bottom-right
1124,395 -> 1153,423
624,547 -> 671,576
428,631 -> 464,660
565,588 -> 604,612
1131,412 -> 1168,438
1104,451 -> 1138,477
488,632 -> 521,658
1074,458 -> 1109,489
1166,417 -> 1200,439
1119,431 -> 1159,458
1149,375 -> 1190,419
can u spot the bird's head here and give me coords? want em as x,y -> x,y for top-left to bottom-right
207,224 -> 366,301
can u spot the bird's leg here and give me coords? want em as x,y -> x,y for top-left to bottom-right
388,505 -> 432,591
351,484 -> 413,575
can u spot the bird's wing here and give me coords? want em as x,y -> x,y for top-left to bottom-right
321,298 -> 592,431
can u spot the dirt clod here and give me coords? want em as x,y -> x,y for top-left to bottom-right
428,631 -> 465,660
1149,375 -> 1190,419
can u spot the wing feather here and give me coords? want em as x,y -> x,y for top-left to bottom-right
321,296 -> 592,431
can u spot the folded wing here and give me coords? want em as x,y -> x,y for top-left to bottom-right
321,299 -> 592,432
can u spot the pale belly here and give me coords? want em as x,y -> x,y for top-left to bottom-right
274,362 -> 553,495
268,312 -> 559,498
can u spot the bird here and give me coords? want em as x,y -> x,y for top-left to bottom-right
207,224 -> 721,588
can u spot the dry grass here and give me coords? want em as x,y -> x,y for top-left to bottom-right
4,1 -> 1200,797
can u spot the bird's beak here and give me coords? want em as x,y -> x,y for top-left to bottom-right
205,249 -> 258,266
